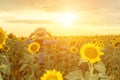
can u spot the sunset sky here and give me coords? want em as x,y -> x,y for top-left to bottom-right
0,0 -> 120,36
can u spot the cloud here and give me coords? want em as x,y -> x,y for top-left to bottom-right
5,19 -> 53,24
0,0 -> 120,12
1,0 -> 120,26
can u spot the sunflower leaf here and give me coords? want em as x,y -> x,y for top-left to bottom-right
0,73 -> 3,80
0,64 -> 11,75
0,54 -> 10,65
85,71 -> 99,80
79,58 -> 87,66
19,64 -> 28,72
94,62 -> 106,75
65,70 -> 85,80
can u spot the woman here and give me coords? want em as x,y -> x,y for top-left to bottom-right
29,27 -> 55,75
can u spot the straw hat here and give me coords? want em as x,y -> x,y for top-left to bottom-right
35,28 -> 47,36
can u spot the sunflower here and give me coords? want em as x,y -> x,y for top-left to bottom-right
28,42 -> 40,54
7,33 -> 15,40
2,45 -> 10,51
80,43 -> 104,64
70,40 -> 77,46
113,40 -> 120,48
70,46 -> 78,54
41,70 -> 63,80
51,44 -> 57,50
97,43 -> 105,49
17,37 -> 26,42
91,39 -> 98,44
94,42 -> 105,49
0,28 -> 6,49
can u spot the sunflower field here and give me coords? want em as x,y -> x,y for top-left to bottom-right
0,27 -> 120,80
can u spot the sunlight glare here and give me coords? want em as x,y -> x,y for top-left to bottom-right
57,12 -> 77,26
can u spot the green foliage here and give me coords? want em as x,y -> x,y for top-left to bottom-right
102,43 -> 120,80
65,61 -> 108,80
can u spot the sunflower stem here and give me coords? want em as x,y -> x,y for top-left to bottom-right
88,63 -> 94,76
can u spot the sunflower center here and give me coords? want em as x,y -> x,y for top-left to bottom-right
4,46 -> 8,50
8,34 -> 14,39
46,75 -> 58,80
84,47 -> 98,59
70,41 -> 76,45
30,44 -> 38,52
72,48 -> 77,53
114,42 -> 120,47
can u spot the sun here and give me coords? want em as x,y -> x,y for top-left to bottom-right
57,12 -> 77,26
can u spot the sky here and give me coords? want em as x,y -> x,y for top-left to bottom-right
0,0 -> 120,36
